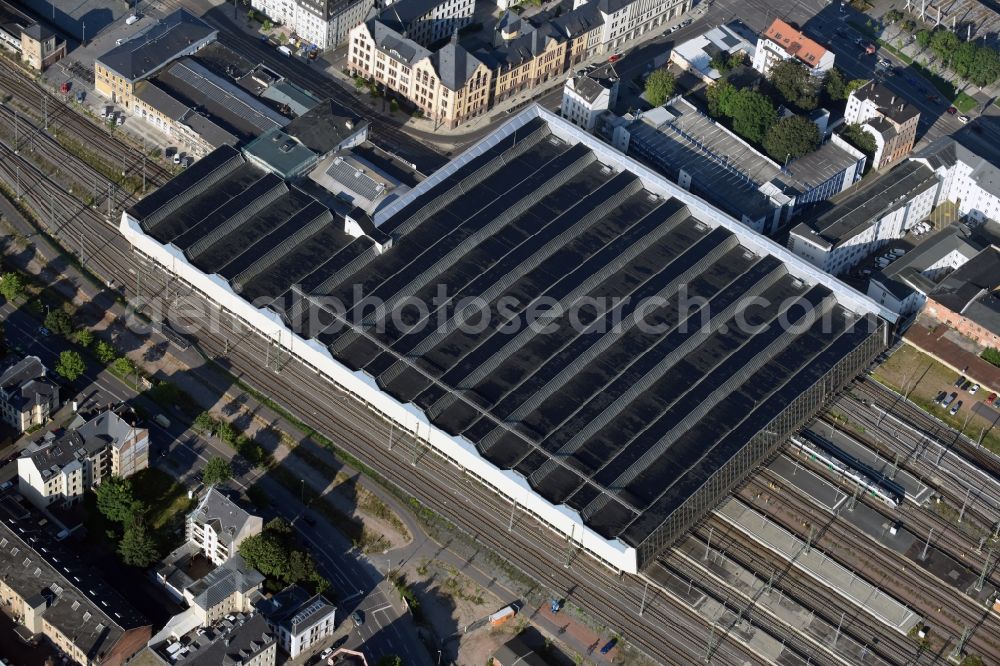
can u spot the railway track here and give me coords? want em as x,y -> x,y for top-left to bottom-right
743,469 -> 1000,661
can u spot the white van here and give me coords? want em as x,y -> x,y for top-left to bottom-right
125,14 -> 139,25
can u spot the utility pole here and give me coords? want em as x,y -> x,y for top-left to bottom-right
15,165 -> 19,199
950,627 -> 972,661
508,498 -> 517,531
889,453 -> 899,480
959,488 -> 972,523
833,612 -> 845,645
42,95 -> 47,130
849,483 -> 860,512
705,527 -> 713,560
639,580 -> 649,616
975,549 -> 993,592
922,528 -> 934,561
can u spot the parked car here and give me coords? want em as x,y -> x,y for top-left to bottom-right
37,326 -> 50,337
125,14 -> 140,24
608,53 -> 623,63
969,383 -> 979,394
320,648 -> 334,660
947,106 -> 958,115
988,392 -> 997,405
75,90 -> 85,103
955,375 -> 966,387
950,400 -> 963,415
962,380 -> 973,391
600,638 -> 618,655
959,115 -> 970,123
934,391 -> 947,404
173,152 -> 181,164
351,611 -> 364,627
942,392 -> 957,407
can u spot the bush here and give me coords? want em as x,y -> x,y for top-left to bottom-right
982,347 -> 1000,368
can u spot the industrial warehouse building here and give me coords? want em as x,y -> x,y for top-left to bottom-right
120,106 -> 895,572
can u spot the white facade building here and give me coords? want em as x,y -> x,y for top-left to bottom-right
186,487 -> 265,566
787,161 -> 941,275
17,408 -> 148,509
912,121 -> 1000,224
256,585 -> 336,658
251,0 -> 371,48
586,0 -> 691,50
752,18 -> 834,76
379,0 -> 476,47
561,63 -> 619,131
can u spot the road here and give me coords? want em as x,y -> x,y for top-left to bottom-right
0,226 -> 431,666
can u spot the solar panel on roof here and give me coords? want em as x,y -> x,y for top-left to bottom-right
327,158 -> 385,201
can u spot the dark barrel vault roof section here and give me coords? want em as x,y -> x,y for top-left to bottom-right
123,106 -> 895,570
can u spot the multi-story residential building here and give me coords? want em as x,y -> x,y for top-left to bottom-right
752,18 -> 834,76
17,407 -> 149,509
0,355 -> 58,433
604,98 -> 865,235
922,245 -> 1000,347
186,487 -> 264,566
251,0 -> 370,48
256,585 -> 336,658
348,0 -> 689,127
912,117 -> 1000,224
94,9 -> 217,112
143,611 -> 276,666
379,0 -> 476,47
867,223 -> 985,315
844,81 -> 920,170
788,160 -> 941,274
0,517 -> 152,665
561,62 -> 619,131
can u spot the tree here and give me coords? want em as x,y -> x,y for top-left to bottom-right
706,80 -> 736,117
201,457 -> 233,487
110,356 -> 136,378
845,78 -> 868,97
768,59 -> 817,110
0,272 -> 24,303
96,476 -> 142,523
824,68 -> 848,101
916,29 -> 932,49
644,70 -> 676,107
55,350 -> 85,382
763,115 -> 820,162
376,657 -> 403,666
841,123 -> 878,156
709,54 -> 731,74
71,328 -> 94,348
118,517 -> 158,567
969,46 -> 1000,87
930,29 -> 959,66
884,8 -> 903,22
94,340 -> 117,364
952,41 -> 978,79
262,18 -> 272,31
728,51 -> 746,70
265,517 -> 293,534
44,309 -> 74,337
193,411 -> 218,435
728,89 -> 777,145
238,532 -> 289,577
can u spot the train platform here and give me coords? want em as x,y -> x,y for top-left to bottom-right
672,537 -> 883,665
807,423 -> 933,505
717,500 -> 920,634
771,443 -> 997,606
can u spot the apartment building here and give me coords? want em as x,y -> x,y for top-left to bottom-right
845,81 -> 920,170
143,611 -> 276,666
913,117 -> 1000,224
17,407 -> 149,509
256,585 -> 336,658
94,9 -> 217,112
0,356 -> 58,433
348,0 -> 688,127
752,18 -> 834,76
251,0 -> 370,48
787,160 -> 941,274
0,518 -> 151,666
923,246 -> 1000,347
186,487 -> 264,566
379,0 -> 476,47
561,62 -> 619,131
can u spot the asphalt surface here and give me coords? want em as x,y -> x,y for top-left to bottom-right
0,249 -> 430,665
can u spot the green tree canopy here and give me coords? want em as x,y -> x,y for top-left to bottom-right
768,59 -> 818,110
71,328 -> 94,348
841,123 -> 878,156
94,340 -> 117,364
201,457 -> 233,487
644,69 -> 676,107
44,309 -> 74,337
916,29 -> 932,48
111,356 -> 136,377
969,46 -> 1000,87
706,81 -> 777,145
119,517 -> 158,567
238,532 -> 289,578
55,350 -> 86,382
823,68 -> 848,101
96,476 -> 143,523
0,272 -> 25,303
763,115 -> 820,162
238,520 -> 327,592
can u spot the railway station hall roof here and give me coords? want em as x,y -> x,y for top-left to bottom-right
126,107 -> 893,558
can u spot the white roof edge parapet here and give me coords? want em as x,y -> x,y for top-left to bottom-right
119,212 -> 639,573
377,105 -> 898,325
